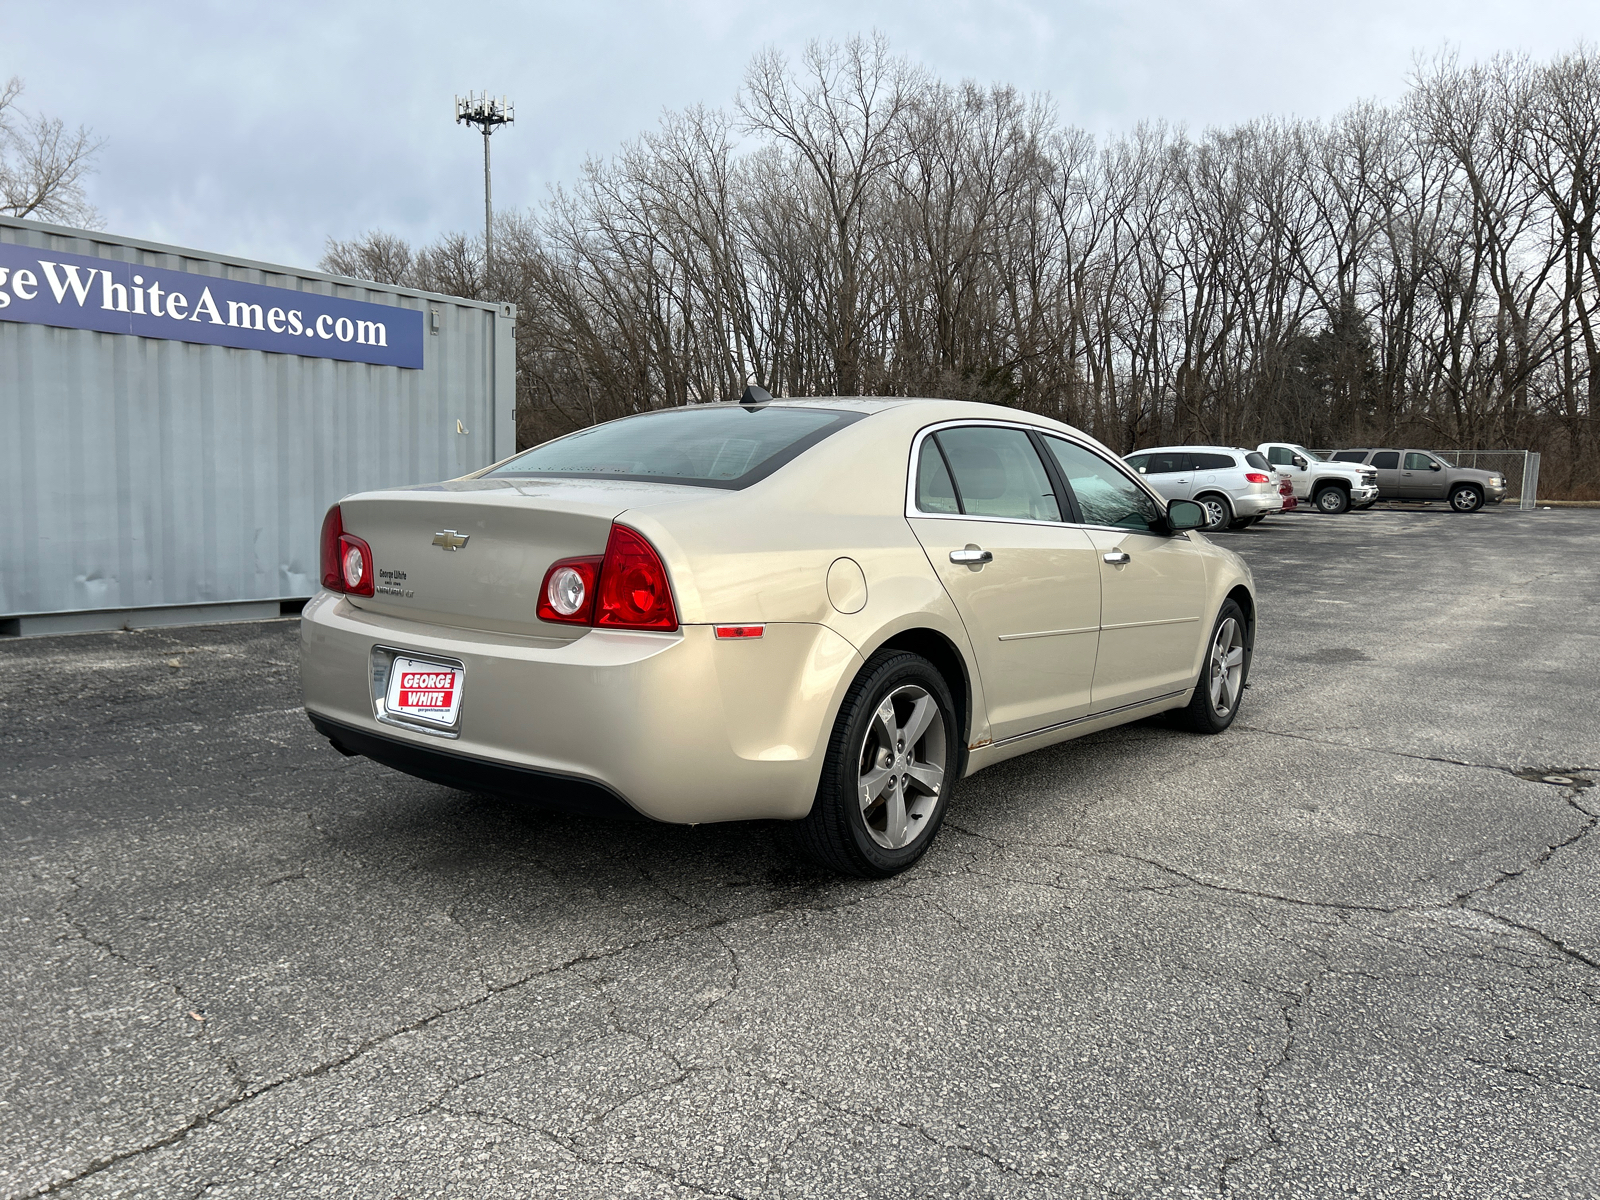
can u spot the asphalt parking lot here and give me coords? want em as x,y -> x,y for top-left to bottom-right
3,505 -> 1598,1199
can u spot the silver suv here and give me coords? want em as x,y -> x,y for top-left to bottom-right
1123,446 -> 1284,531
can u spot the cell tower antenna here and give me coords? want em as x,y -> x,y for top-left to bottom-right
454,93 -> 514,294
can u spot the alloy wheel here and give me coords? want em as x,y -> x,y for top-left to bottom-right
1207,617 -> 1246,716
857,684 -> 947,850
1198,496 -> 1230,529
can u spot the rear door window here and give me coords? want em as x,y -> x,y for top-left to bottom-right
1142,451 -> 1191,474
931,427 -> 1061,522
1042,437 -> 1164,532
1372,451 -> 1399,469
488,405 -> 862,489
915,442 -> 961,514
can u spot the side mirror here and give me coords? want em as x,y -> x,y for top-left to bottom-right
1292,456 -> 1308,469
1168,499 -> 1206,531
1430,462 -> 1441,471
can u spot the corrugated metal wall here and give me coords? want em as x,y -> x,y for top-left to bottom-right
0,216 -> 516,620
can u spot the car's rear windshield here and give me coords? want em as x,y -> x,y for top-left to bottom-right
487,405 -> 864,490
1244,452 -> 1271,471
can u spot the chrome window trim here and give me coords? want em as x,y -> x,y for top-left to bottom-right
903,419 -> 1172,534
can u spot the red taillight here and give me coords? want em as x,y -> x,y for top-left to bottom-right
537,555 -> 603,624
318,504 -> 373,596
536,525 -> 678,631
320,505 -> 344,591
1245,472 -> 1271,483
597,525 -> 678,631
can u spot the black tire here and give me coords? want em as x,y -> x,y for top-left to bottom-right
1194,492 -> 1234,531
1314,486 -> 1350,515
1173,599 -> 1251,734
795,651 -> 961,877
1449,484 -> 1484,513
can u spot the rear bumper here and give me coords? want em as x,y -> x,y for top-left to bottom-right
1232,491 -> 1284,516
300,591 -> 863,824
309,713 -> 644,819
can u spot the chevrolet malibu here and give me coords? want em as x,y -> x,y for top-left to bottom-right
301,397 -> 1257,876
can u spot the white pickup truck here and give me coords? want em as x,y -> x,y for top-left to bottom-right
1258,443 -> 1379,514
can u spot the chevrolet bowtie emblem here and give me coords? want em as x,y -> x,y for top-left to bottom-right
431,529 -> 470,551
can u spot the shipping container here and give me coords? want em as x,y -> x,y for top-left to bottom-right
0,215 -> 515,635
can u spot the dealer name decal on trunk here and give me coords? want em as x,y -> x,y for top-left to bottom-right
376,567 -> 413,598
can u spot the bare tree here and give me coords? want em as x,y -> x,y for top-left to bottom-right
326,38 -> 1600,496
320,229 -> 416,285
0,77 -> 104,226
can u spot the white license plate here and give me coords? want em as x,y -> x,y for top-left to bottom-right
384,657 -> 464,727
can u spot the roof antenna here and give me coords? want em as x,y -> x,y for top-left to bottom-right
740,385 -> 772,407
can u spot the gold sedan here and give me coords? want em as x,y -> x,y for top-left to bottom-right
301,397 -> 1255,876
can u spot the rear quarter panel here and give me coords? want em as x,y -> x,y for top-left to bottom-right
618,406 -> 994,753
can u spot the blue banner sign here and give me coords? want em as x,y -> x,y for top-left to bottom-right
0,241 -> 423,368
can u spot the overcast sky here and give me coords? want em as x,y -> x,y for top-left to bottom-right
3,0 -> 1594,269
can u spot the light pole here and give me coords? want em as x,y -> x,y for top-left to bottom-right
454,93 -> 514,294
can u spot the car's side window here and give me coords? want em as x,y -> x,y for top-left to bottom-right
1404,452 -> 1434,470
1372,451 -> 1399,469
915,441 -> 962,514
1042,437 -> 1164,532
1125,453 -> 1151,473
1145,451 -> 1190,474
1192,452 -> 1236,470
1266,446 -> 1292,466
932,427 -> 1061,522
1331,451 -> 1367,463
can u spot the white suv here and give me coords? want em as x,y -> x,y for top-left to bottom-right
1124,446 -> 1284,531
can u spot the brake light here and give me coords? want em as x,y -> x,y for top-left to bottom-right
536,525 -> 679,631
320,506 -> 343,591
319,505 -> 375,597
1244,472 -> 1271,483
597,525 -> 679,630
538,555 -> 603,624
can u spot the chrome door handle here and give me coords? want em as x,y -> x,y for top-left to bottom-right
950,547 -> 993,565
1103,551 -> 1131,565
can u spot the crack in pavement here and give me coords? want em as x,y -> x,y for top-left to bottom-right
1463,1057 -> 1600,1096
1236,724 -> 1597,782
438,1106 -> 758,1200
13,877 -> 939,1199
1217,971 -> 1318,1195
759,1073 -> 1108,1193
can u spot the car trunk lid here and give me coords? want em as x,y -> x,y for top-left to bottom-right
336,477 -> 699,639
